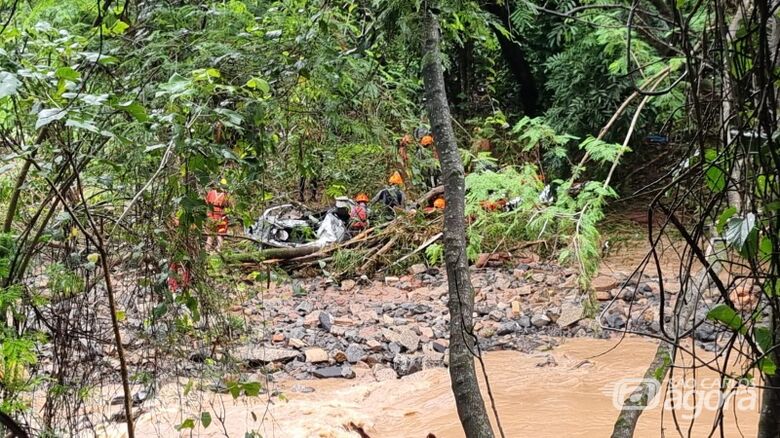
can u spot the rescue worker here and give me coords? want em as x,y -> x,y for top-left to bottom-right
205,181 -> 230,252
349,192 -> 370,234
372,171 -> 406,208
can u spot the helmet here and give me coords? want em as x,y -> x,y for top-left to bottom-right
420,135 -> 434,146
433,197 -> 445,209
388,171 -> 404,186
355,192 -> 369,203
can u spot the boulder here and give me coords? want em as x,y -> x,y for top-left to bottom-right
592,275 -> 617,292
236,346 -> 299,366
312,365 -> 355,379
557,302 -> 584,327
373,365 -> 398,381
346,344 -> 366,363
319,311 -> 334,331
288,338 -> 306,349
304,348 -> 329,363
383,328 -> 419,352
304,310 -> 323,328
366,339 -> 383,351
431,339 -> 449,353
496,322 -> 518,336
393,354 -> 423,376
296,301 -> 314,315
409,264 -> 427,275
531,314 -> 551,327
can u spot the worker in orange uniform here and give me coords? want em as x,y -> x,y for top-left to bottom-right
349,192 -> 370,235
205,182 -> 230,252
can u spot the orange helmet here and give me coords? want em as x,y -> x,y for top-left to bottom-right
433,197 -> 445,209
355,192 -> 369,203
388,171 -> 404,186
420,134 -> 434,146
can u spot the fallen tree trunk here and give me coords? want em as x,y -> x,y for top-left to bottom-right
221,245 -> 323,263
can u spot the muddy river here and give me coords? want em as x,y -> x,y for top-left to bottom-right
120,337 -> 760,437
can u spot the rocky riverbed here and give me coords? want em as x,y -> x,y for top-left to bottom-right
216,254 -> 702,383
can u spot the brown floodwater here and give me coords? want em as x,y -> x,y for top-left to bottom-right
123,337 -> 759,438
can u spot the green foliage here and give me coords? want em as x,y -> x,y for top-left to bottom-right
425,242 -> 444,265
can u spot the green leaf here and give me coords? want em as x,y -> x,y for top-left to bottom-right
109,20 -> 129,35
80,94 -> 109,105
759,357 -> 777,375
754,326 -> 773,352
201,412 -> 212,428
724,213 -> 757,255
36,108 -> 68,129
705,166 -> 726,192
66,119 -> 100,133
152,303 -> 167,319
707,304 -> 745,334
115,100 -> 148,122
176,418 -> 196,430
716,207 -> 737,234
55,67 -> 81,81
0,71 -> 22,98
243,381 -> 261,397
246,77 -> 270,95
206,68 -> 221,78
228,381 -> 241,399
759,236 -> 772,260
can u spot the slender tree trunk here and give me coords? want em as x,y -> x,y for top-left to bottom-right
421,8 -> 495,438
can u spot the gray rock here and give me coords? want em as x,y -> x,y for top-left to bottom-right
345,344 -> 366,363
393,354 -> 423,376
312,365 -> 355,379
319,312 -> 334,331
694,323 -> 718,342
605,312 -> 626,329
474,303 -> 491,316
432,340 -> 448,353
408,303 -> 432,315
296,301 -> 314,315
557,302 -> 584,327
383,328 -> 419,352
518,315 -> 532,328
388,342 -> 402,355
496,322 -> 518,336
235,346 -> 300,366
423,351 -> 445,368
531,314 -> 551,327
489,310 -> 505,322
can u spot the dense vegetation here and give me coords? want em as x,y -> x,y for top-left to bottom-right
0,0 -> 777,437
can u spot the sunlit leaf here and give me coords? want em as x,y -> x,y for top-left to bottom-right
35,108 -> 68,129
0,71 -> 21,98
55,67 -> 80,81
707,304 -> 745,334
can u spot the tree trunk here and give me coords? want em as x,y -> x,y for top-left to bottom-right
421,8 -> 495,438
481,1 -> 540,115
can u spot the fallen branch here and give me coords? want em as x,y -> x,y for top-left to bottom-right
381,232 -> 443,271
360,235 -> 399,272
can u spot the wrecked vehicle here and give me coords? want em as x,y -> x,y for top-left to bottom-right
245,202 -> 350,248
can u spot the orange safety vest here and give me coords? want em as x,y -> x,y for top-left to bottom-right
205,189 -> 229,233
